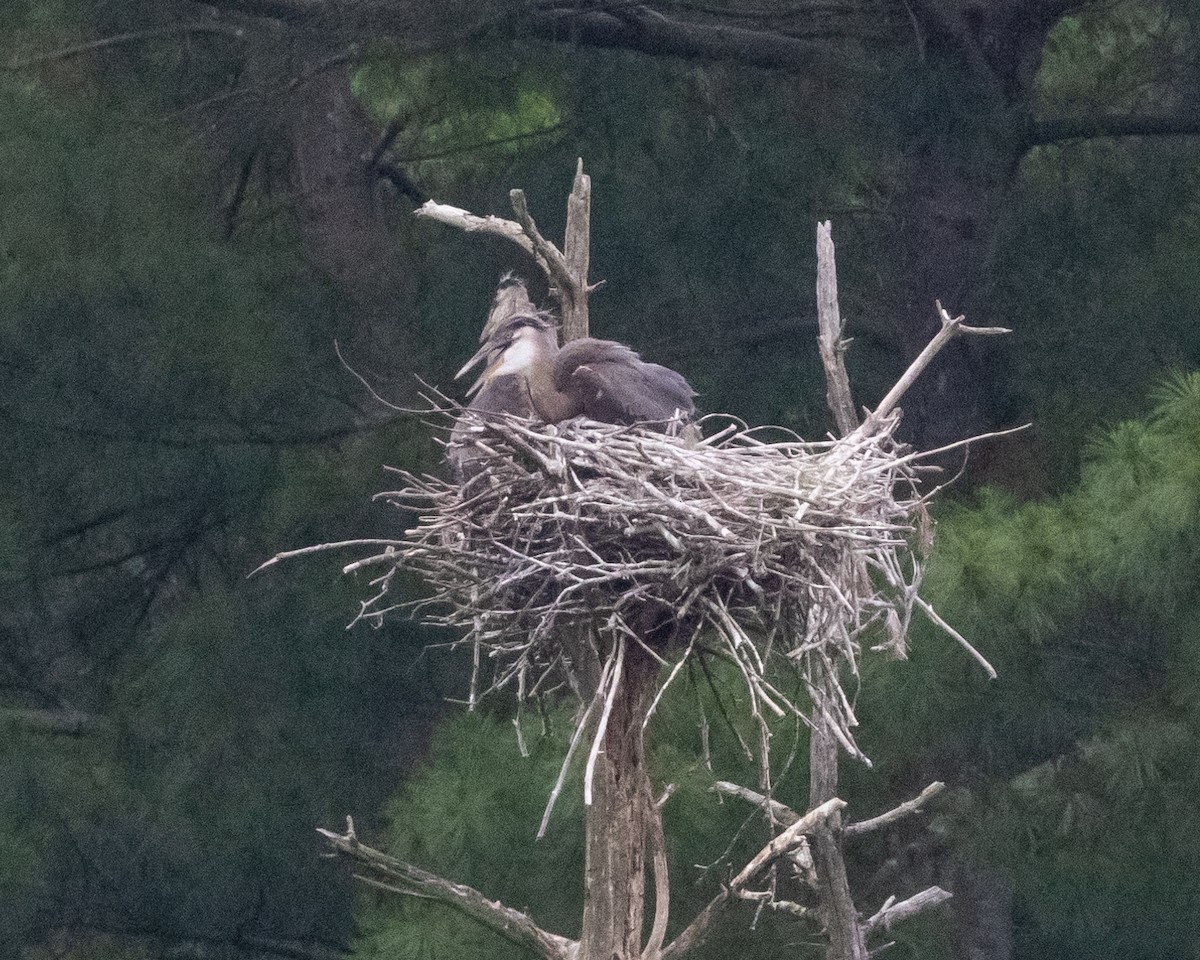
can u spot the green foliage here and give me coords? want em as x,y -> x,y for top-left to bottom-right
355,711 -> 584,960
354,41 -> 903,434
986,3 -> 1200,487
1037,4 -> 1184,114
356,677 -> 829,960
354,49 -> 564,153
0,10 -> 442,956
852,374 -> 1200,960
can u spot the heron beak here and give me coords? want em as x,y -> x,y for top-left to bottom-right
463,355 -> 506,397
455,341 -> 493,381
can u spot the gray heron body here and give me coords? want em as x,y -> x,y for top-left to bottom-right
448,276 -> 697,480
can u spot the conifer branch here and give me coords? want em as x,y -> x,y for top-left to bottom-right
3,23 -> 246,71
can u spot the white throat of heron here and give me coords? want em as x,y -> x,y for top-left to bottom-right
488,333 -> 540,379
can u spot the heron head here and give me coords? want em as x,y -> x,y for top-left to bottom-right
456,316 -> 557,396
482,273 -> 538,341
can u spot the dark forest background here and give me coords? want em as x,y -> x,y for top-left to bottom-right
3,1 -> 1200,958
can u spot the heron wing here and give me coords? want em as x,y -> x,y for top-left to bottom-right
557,339 -> 696,428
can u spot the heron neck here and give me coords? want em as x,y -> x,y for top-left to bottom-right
528,343 -> 578,422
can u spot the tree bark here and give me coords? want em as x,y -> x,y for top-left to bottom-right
287,39 -> 400,304
949,859 -> 1013,960
881,0 -> 1067,448
579,645 -> 657,960
808,670 -> 869,960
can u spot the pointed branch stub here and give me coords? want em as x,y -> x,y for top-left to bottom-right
816,221 -> 859,437
561,157 -> 593,341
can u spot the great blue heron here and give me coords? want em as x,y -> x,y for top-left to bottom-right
448,275 -> 697,480
459,276 -> 696,425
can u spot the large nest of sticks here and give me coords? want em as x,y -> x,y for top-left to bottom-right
351,408 -> 953,759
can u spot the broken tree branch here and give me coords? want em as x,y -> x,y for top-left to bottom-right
862,886 -> 953,934
416,162 -> 597,337
659,798 -> 844,960
561,158 -> 594,341
414,201 -> 543,267
816,221 -> 859,436
844,781 -> 946,838
643,780 -> 670,960
712,779 -> 798,826
317,820 -> 575,960
862,301 -> 1010,433
509,188 -> 577,311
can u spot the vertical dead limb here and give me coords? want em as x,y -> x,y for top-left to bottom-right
542,162 -> 657,960
807,665 -> 869,960
810,222 -> 870,960
562,158 -> 593,342
643,779 -> 671,960
816,222 -> 859,437
428,163 -> 645,960
508,159 -> 595,340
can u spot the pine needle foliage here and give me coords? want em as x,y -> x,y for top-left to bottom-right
856,372 -> 1200,960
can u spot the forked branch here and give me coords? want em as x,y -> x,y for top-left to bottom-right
414,201 -> 538,261
863,886 -> 954,934
658,799 -> 846,960
715,779 -> 948,841
418,159 -> 595,339
861,301 -> 1011,434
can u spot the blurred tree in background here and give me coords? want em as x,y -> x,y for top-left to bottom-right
2,0 -> 1200,958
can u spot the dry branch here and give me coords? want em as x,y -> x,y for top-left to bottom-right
716,779 -> 948,839
863,886 -> 953,933
816,221 -> 858,436
713,779 -> 797,826
644,779 -> 670,960
843,781 -> 946,837
414,201 -> 534,255
561,159 -> 594,341
317,821 -> 575,960
658,799 -> 844,960
861,300 -> 1011,433
510,189 -> 576,303
415,164 -> 597,336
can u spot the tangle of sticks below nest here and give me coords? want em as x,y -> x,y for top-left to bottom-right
332,405 -> 983,775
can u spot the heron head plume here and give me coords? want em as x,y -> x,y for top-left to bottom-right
482,273 -> 539,341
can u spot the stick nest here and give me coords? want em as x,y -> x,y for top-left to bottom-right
354,410 -> 936,760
